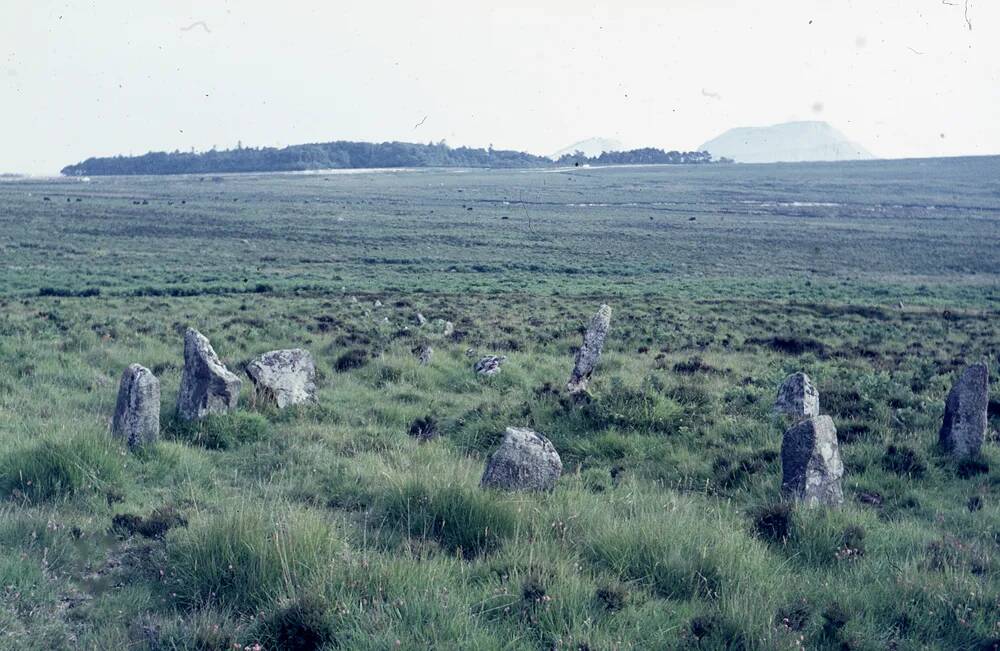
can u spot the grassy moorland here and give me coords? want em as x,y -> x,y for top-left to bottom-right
0,157 -> 999,649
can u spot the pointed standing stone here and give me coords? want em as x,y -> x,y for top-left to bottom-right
774,372 -> 820,421
939,362 -> 989,459
112,364 -> 160,449
781,415 -> 844,507
246,349 -> 317,409
176,328 -> 242,421
481,427 -> 563,491
567,304 -> 612,396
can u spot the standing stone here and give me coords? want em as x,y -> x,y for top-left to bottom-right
774,372 -> 820,421
481,427 -> 563,491
474,355 -> 506,376
781,415 -> 844,507
442,321 -> 455,338
112,364 -> 160,449
567,304 -> 612,395
176,328 -> 242,421
246,349 -> 317,409
939,361 -> 989,459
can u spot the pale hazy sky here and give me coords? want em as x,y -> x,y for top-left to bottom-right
2,1 -> 998,174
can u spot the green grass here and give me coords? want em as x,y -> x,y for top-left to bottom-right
0,159 -> 998,648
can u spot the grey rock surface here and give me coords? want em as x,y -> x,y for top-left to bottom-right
112,364 -> 160,449
567,304 -> 612,395
774,372 -> 820,420
176,328 -> 242,420
475,355 -> 506,376
781,415 -> 844,507
481,427 -> 562,491
939,362 -> 989,459
246,348 -> 317,408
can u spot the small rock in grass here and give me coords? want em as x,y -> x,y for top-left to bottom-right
246,349 -> 317,409
474,355 -> 506,376
481,427 -> 562,491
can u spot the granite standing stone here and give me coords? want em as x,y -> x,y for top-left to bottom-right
939,361 -> 989,459
567,304 -> 612,395
781,415 -> 844,507
112,364 -> 160,449
176,328 -> 242,420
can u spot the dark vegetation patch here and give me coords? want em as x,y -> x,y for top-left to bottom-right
595,584 -> 629,612
957,458 -> 990,479
112,506 -> 187,539
746,336 -> 826,356
334,348 -> 369,371
750,502 -> 793,544
163,412 -> 270,450
881,445 -> 927,478
672,355 -> 717,374
407,415 -> 439,442
776,599 -> 812,632
715,450 -> 779,490
257,595 -> 337,651
837,422 -> 873,444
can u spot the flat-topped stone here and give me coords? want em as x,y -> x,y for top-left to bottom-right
112,364 -> 160,449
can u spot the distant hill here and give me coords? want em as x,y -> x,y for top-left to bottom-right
62,139 -> 724,176
699,121 -> 873,163
550,138 -> 625,160
60,141 -> 552,176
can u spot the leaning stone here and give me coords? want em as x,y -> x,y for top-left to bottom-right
475,355 -> 506,376
567,304 -> 612,395
176,328 -> 242,421
781,415 -> 843,507
112,364 -> 160,449
774,372 -> 820,421
939,361 -> 989,459
415,313 -> 427,326
246,349 -> 316,409
481,427 -> 562,491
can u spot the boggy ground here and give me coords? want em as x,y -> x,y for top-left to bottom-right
0,160 -> 999,649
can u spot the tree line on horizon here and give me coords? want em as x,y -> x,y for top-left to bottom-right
60,140 -> 728,176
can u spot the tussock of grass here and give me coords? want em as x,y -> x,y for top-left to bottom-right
167,504 -> 341,611
163,411 -> 269,450
378,478 -> 520,558
0,431 -> 123,501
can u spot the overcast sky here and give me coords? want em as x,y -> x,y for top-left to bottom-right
2,1 -> 997,174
